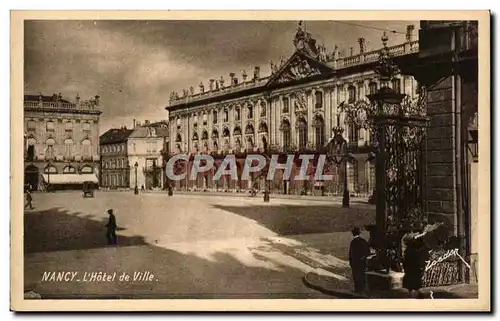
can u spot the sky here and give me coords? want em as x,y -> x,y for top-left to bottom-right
24,20 -> 419,134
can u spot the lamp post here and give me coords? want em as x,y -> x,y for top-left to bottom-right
134,161 -> 139,195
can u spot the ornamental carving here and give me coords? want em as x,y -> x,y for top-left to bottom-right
292,91 -> 308,114
275,56 -> 321,84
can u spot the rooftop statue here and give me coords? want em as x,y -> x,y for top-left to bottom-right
293,21 -> 319,58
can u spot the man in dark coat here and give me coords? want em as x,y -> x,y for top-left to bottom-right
25,190 -> 34,210
349,227 -> 370,293
106,209 -> 117,245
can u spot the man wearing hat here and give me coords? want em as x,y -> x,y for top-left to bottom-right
348,226 -> 370,293
106,209 -> 117,245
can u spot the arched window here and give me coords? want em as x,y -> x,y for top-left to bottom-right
193,114 -> 198,124
82,122 -> 91,132
80,165 -> 93,174
282,97 -> 290,113
26,138 -> 36,161
202,113 -> 208,125
314,116 -> 325,150
281,120 -> 291,150
192,132 -> 199,141
223,109 -> 229,122
63,165 -> 76,174
222,127 -> 230,138
369,82 -> 378,95
348,85 -> 357,103
212,129 -> 219,139
315,91 -> 323,108
233,126 -> 242,136
391,78 -> 401,93
64,139 -> 73,158
45,138 -> 55,158
176,118 -> 182,129
44,165 -> 57,174
247,136 -> 254,149
245,124 -> 254,135
297,118 -> 308,149
176,134 -> 182,142
82,139 -> 91,159
202,130 -> 209,140
260,101 -> 266,117
258,121 -> 268,133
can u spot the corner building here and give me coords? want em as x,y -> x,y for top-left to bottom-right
166,23 -> 420,196
24,93 -> 101,190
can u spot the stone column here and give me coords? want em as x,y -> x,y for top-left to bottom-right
425,76 -> 458,230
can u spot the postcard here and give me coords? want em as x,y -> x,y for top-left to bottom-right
11,10 -> 490,312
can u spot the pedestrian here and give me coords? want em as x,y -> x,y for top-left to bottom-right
105,209 -> 117,245
402,223 -> 430,298
348,227 -> 370,293
25,190 -> 34,210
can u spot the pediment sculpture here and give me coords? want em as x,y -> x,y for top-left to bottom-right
275,56 -> 321,84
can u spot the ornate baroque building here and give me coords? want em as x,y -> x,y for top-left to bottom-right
166,22 -> 420,196
24,93 -> 101,190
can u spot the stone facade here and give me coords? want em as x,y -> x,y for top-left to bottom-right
24,93 -> 101,190
166,23 -> 420,196
99,127 -> 133,188
127,120 -> 169,190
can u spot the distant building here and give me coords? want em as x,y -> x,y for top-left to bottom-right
127,120 -> 169,190
99,127 -> 134,188
24,93 -> 101,190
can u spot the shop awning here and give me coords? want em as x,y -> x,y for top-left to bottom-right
41,174 -> 99,185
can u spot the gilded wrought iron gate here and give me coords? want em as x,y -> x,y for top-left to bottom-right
373,94 -> 428,229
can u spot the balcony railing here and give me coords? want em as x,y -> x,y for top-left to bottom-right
24,100 -> 99,111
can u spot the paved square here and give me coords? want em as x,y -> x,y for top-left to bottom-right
24,191 -> 375,298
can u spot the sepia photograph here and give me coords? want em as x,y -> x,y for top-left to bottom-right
10,10 -> 490,312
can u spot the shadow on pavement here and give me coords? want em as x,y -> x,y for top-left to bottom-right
211,204 -> 375,235
24,207 -> 147,254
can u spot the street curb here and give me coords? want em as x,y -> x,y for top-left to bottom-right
302,272 -> 367,299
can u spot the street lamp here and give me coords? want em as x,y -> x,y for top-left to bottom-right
134,161 -> 139,195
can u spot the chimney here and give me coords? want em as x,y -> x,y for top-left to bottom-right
133,119 -> 136,129
229,72 -> 235,86
209,79 -> 215,91
350,47 -> 354,56
136,121 -> 141,127
95,95 -> 100,106
242,70 -> 247,82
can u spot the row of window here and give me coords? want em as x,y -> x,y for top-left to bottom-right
43,165 -> 93,174
102,158 -> 128,169
26,120 -> 92,132
101,144 -> 125,154
26,139 -> 93,159
175,79 -> 402,128
102,174 -> 129,187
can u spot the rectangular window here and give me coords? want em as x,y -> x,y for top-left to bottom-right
27,120 -> 36,132
82,122 -> 90,131
65,122 -> 73,132
46,121 -> 55,132
213,111 -> 218,124
283,97 -> 289,113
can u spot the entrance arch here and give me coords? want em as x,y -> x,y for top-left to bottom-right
24,165 -> 39,190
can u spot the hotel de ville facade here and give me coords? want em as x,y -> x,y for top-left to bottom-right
166,22 -> 420,196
